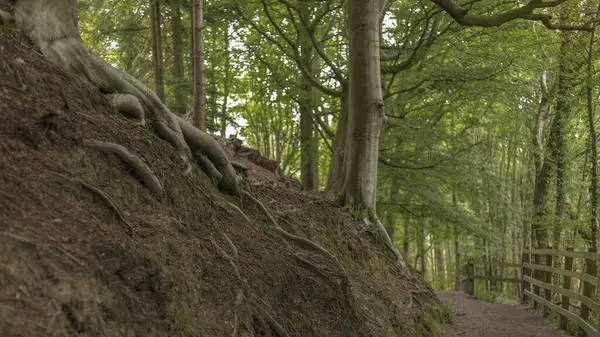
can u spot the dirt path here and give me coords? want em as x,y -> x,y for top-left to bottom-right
438,291 -> 570,337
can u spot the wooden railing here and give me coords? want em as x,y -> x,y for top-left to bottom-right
522,248 -> 599,337
463,248 -> 599,337
461,259 -> 522,296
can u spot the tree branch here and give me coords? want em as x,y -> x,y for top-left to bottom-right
430,0 -> 595,31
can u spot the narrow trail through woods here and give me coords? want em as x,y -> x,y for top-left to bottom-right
439,291 -> 571,337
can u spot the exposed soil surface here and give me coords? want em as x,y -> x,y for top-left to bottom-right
439,292 -> 571,337
0,20 -> 445,337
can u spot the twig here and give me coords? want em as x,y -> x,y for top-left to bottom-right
49,171 -> 134,234
0,231 -> 38,247
210,237 -> 241,281
56,246 -> 84,266
83,139 -> 163,198
225,200 -> 252,224
222,233 -> 238,259
241,190 -> 278,227
249,299 -> 291,337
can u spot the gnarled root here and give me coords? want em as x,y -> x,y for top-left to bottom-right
12,0 -> 241,193
83,139 -> 163,198
177,117 -> 240,194
110,93 -> 145,125
367,210 -> 407,269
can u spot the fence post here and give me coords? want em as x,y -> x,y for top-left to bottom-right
559,247 -> 574,331
578,248 -> 597,337
467,259 -> 474,296
543,247 -> 553,317
521,247 -> 530,305
533,248 -> 542,310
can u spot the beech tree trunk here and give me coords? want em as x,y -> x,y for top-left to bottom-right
192,0 -> 206,131
587,9 -> 599,250
150,0 -> 164,101
169,0 -> 186,115
220,25 -> 231,137
299,2 -> 320,191
340,0 -> 384,211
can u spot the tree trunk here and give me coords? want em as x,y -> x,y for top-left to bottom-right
531,67 -> 560,249
339,0 -> 384,211
383,180 -> 400,239
587,9 -> 600,250
403,211 -> 411,262
299,2 -> 320,191
453,190 -> 461,291
150,0 -> 164,101
551,34 -> 572,249
220,24 -> 231,138
192,0 -> 206,131
169,0 -> 186,115
326,86 -> 348,193
419,218 -> 426,277
9,0 -> 240,195
434,231 -> 445,290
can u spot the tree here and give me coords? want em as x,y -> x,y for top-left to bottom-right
150,0 -> 164,101
169,0 -> 186,115
193,0 -> 206,130
3,0 -> 240,194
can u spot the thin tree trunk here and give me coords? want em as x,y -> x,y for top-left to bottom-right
403,211 -> 411,262
434,231 -> 445,290
552,34 -> 572,249
299,3 -> 319,190
453,189 -> 461,291
384,180 -> 400,239
220,24 -> 231,137
192,0 -> 205,130
169,0 -> 185,115
587,6 -> 600,250
419,218 -> 426,277
150,0 -> 164,101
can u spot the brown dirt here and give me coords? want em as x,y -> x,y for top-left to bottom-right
0,23 -> 445,337
439,292 -> 571,337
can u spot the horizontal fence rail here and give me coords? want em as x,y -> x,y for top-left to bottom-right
521,247 -> 599,337
461,247 -> 599,337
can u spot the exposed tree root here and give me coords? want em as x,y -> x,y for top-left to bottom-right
110,93 -> 145,125
241,188 -> 356,324
367,210 -> 407,269
272,209 -> 302,218
194,152 -> 223,185
177,117 -> 240,194
82,139 -> 163,198
1,231 -> 38,247
12,0 -> 241,194
249,299 -> 291,337
211,232 -> 291,337
49,171 -> 134,234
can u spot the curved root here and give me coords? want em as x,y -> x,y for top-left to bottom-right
12,0 -> 241,193
110,93 -> 145,125
83,139 -> 163,198
368,210 -> 407,269
49,171 -> 134,234
249,299 -> 291,337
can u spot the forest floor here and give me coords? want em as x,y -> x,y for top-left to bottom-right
439,291 -> 571,337
0,15 -> 449,337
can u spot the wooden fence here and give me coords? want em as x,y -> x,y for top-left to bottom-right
462,248 -> 599,337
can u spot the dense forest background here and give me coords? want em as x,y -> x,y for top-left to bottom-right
78,0 -> 599,298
